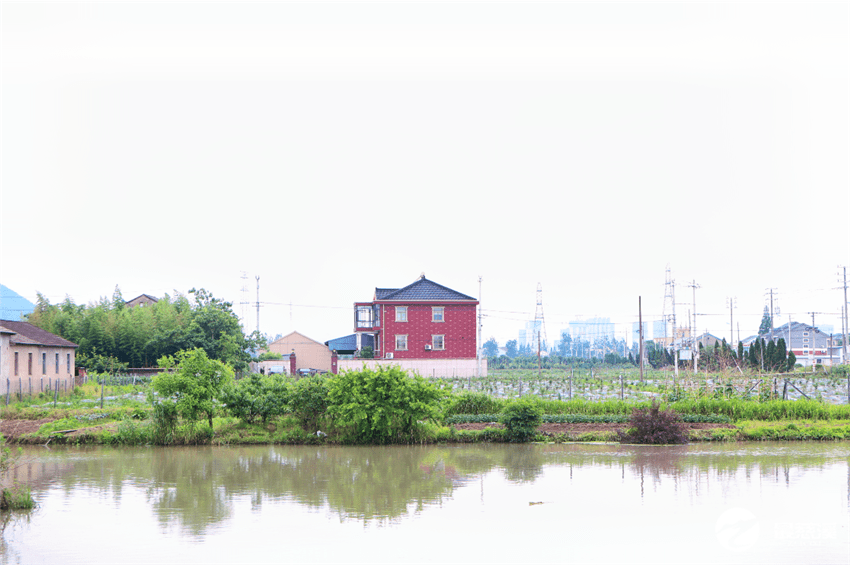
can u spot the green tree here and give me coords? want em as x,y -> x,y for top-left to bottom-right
326,366 -> 443,444
758,307 -> 772,335
482,337 -> 499,357
152,348 -> 234,428
505,340 -> 518,359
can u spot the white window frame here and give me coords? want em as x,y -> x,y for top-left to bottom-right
432,335 -> 445,350
395,334 -> 408,351
396,306 -> 408,322
432,306 -> 444,322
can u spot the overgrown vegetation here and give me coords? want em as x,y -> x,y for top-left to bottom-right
2,364 -> 850,447
1,435 -> 35,510
617,401 -> 688,444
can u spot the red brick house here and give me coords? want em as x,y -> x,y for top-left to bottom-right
353,275 -> 478,360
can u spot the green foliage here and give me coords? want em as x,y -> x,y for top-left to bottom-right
221,374 -> 287,424
357,346 -> 374,359
257,352 -> 283,361
482,338 -> 499,357
288,375 -> 330,431
500,398 -> 543,442
26,287 -> 256,371
618,401 -> 688,444
152,348 -> 234,428
445,391 -> 504,416
327,366 -> 443,444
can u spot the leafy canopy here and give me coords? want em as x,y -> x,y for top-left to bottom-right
327,365 -> 443,444
152,348 -> 234,428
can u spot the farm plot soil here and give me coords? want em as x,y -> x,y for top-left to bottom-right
452,422 -> 738,437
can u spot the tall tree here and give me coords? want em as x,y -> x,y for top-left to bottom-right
758,306 -> 772,335
482,337 -> 499,357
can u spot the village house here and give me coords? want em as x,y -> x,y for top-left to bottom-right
0,320 -> 78,397
332,274 -> 485,377
264,331 -> 333,375
752,321 -> 843,367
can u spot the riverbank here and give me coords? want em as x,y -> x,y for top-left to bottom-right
5,412 -> 850,445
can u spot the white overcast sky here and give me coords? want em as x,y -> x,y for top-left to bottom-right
1,0 -> 849,347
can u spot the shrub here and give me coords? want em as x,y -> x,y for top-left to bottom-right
221,373 -> 287,424
327,366 -> 443,444
445,391 -> 503,416
501,398 -> 543,442
288,375 -> 330,431
617,401 -> 688,444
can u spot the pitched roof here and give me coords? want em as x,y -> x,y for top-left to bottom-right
324,333 -> 374,352
375,277 -> 476,302
0,320 -> 78,348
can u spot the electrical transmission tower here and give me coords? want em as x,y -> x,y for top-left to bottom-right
239,271 -> 249,328
765,288 -> 780,331
662,266 -> 675,346
533,282 -> 548,351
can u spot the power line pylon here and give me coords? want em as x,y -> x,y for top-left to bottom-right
533,282 -> 548,351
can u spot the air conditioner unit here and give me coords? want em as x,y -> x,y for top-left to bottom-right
424,344 -> 432,351
385,352 -> 394,359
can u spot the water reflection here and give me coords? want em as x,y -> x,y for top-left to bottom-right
4,442 -> 849,564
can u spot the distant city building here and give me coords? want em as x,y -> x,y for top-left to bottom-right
653,320 -> 667,342
519,320 -> 544,350
568,317 -> 614,343
632,321 -> 650,345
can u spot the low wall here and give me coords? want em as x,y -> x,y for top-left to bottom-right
336,358 -> 487,378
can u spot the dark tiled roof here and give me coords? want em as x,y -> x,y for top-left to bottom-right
377,277 -> 476,302
126,294 -> 159,304
325,333 -> 374,352
0,320 -> 78,348
375,288 -> 398,300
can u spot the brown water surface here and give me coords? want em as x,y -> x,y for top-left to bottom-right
2,442 -> 848,564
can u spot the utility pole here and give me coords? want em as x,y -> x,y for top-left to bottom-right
840,266 -> 848,364
766,288 -> 779,331
477,276 -> 482,378
727,297 -> 736,349
638,296 -> 644,382
255,276 -> 260,335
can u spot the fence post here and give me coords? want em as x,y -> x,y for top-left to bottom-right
620,374 -> 624,401
100,375 -> 105,410
54,380 -> 58,408
5,379 -> 9,406
569,369 -> 573,401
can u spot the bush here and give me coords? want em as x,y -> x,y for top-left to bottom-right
288,375 -> 330,431
327,366 -> 443,444
617,401 -> 688,444
221,373 -> 287,424
501,398 -> 543,442
445,391 -> 502,416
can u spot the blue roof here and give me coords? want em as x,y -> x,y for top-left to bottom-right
0,285 -> 35,321
325,333 -> 374,352
376,277 -> 476,302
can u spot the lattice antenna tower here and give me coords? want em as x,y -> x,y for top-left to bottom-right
239,271 -> 249,328
662,266 -> 675,344
533,282 -> 548,351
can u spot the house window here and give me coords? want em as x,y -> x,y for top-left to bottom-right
395,335 -> 408,351
396,306 -> 408,322
28,353 -> 32,375
356,306 -> 374,328
42,353 -> 47,375
14,353 -> 19,376
432,307 -> 444,322
67,353 -> 71,373
55,353 -> 59,373
432,335 -> 445,350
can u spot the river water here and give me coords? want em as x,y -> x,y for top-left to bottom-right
2,442 -> 848,564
